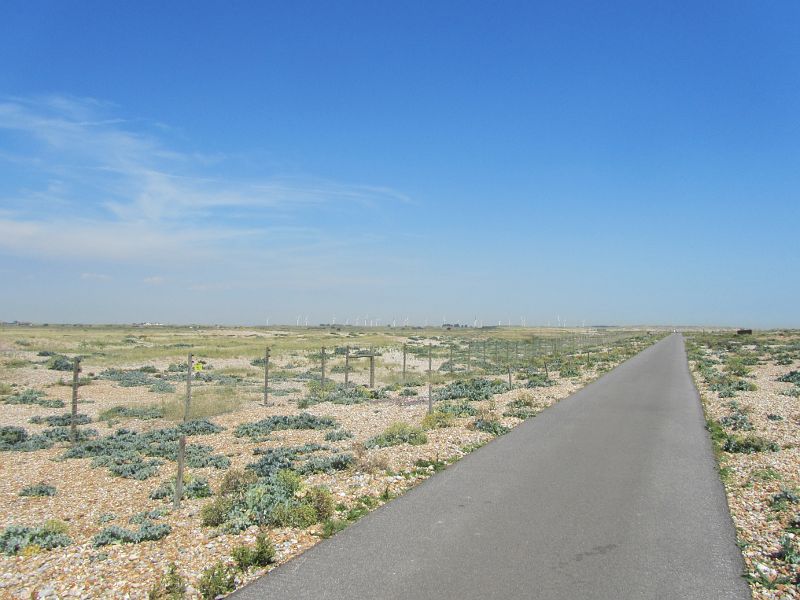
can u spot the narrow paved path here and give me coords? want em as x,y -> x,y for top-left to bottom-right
232,335 -> 750,599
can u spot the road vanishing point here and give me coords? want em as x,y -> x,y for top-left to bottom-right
232,334 -> 751,600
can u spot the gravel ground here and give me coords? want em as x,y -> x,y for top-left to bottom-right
0,332 -> 652,599
689,333 -> 800,600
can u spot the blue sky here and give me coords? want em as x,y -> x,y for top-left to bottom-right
0,1 -> 798,327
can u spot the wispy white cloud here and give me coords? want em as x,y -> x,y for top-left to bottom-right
0,94 -> 410,264
80,272 -> 110,281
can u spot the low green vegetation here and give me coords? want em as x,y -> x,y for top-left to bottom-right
3,388 -> 64,408
234,413 -> 337,441
365,422 -> 427,448
61,419 -> 225,479
148,563 -> 186,600
0,520 -> 72,555
231,533 -> 276,571
19,482 -> 57,497
93,521 -> 172,547
433,378 -> 507,402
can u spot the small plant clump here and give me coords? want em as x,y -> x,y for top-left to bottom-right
324,428 -> 353,442
46,355 -> 75,371
364,422 -> 428,449
198,562 -> 236,600
61,419 -> 224,479
200,469 -> 334,532
421,411 -> 455,429
723,433 -> 780,454
29,413 -> 91,426
0,520 -> 72,555
230,533 -> 276,571
234,413 -> 337,441
93,521 -> 172,547
19,482 -> 57,497
99,405 -> 165,421
3,389 -> 64,408
472,417 -> 510,436
150,476 -> 212,500
148,562 -> 186,600
434,378 -> 507,402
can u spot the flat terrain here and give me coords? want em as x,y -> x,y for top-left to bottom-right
0,325 -> 655,598
688,331 -> 800,599
233,334 -> 750,600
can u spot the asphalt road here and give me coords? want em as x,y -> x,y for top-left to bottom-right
231,334 -> 751,600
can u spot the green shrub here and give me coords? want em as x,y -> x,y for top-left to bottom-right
297,453 -> 354,474
324,428 -> 353,442
19,482 -> 56,497
723,434 -> 779,454
321,518 -> 349,538
436,401 -> 477,417
198,562 -> 235,600
304,487 -> 335,521
770,489 -> 800,510
99,405 -> 164,421
150,476 -> 212,500
201,498 -> 233,527
30,413 -> 91,426
246,444 -> 326,478
93,522 -> 171,546
525,374 -> 555,388
421,411 -> 455,429
0,426 -> 54,452
234,413 -> 337,440
231,533 -> 276,571
365,422 -> 427,449
3,389 -> 64,408
778,370 -> 800,385
473,418 -> 509,436
0,521 -> 72,555
434,378 -> 507,402
47,355 -> 74,371
148,562 -> 186,600
219,469 -> 257,496
719,412 -> 754,431
129,509 -> 169,525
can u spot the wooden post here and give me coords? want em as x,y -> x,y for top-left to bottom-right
467,341 -> 471,373
505,342 -> 510,366
483,340 -> 487,366
449,345 -> 453,372
402,344 -> 407,382
369,351 -> 375,388
184,354 -> 193,421
344,346 -> 350,385
427,343 -> 433,414
544,362 -> 549,378
321,347 -> 326,386
507,365 -> 512,390
514,342 -> 519,366
70,357 -> 81,443
174,435 -> 185,510
494,341 -> 499,365
263,347 -> 270,406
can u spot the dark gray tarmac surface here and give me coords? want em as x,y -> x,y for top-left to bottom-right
231,334 -> 751,599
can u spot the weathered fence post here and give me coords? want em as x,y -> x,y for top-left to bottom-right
71,357 -> 81,443
344,346 -> 350,385
402,344 -> 407,382
174,435 -> 185,510
184,353 -> 193,419
369,350 -> 375,388
176,354 -> 192,509
263,347 -> 270,406
507,365 -> 513,390
427,343 -> 433,414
